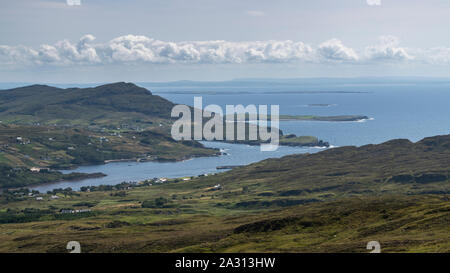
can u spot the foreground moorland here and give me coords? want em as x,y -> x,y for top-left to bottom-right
0,135 -> 448,253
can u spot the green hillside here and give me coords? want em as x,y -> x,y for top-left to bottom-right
0,82 -> 175,128
0,135 -> 448,252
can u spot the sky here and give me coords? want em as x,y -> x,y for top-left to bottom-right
1,0 -> 450,83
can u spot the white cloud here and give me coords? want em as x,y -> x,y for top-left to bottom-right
317,39 -> 359,62
367,0 -> 381,6
245,10 -> 265,17
0,35 -> 318,66
1,34 -> 449,67
365,36 -> 413,61
0,45 -> 39,65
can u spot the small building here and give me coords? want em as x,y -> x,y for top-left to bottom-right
51,195 -> 60,199
60,209 -> 91,214
35,197 -> 43,201
30,167 -> 41,173
30,167 -> 49,173
156,178 -> 168,183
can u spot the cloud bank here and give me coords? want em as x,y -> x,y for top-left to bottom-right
0,34 -> 447,67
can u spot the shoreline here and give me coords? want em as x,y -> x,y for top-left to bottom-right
23,140 -> 324,192
1,151 -> 222,191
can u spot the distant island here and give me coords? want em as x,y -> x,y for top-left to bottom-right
306,104 -> 333,107
226,113 -> 370,122
277,115 -> 369,122
228,134 -> 330,148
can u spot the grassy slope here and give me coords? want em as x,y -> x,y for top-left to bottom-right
0,82 -> 175,128
0,124 -> 217,168
0,135 -> 448,253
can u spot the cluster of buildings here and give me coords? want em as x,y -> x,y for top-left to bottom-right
16,136 -> 30,145
30,167 -> 50,173
60,209 -> 91,214
34,194 -> 60,201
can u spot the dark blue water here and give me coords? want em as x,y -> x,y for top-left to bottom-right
30,84 -> 450,192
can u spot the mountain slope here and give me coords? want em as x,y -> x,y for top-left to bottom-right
0,82 -> 175,128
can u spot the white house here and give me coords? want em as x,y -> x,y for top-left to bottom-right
30,167 -> 41,172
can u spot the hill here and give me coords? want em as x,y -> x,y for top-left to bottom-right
0,82 -> 175,128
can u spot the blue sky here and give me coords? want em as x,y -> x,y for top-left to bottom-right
1,0 -> 450,83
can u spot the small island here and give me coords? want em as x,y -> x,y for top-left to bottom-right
279,134 -> 330,147
307,104 -> 333,107
228,134 -> 330,148
227,113 -> 370,122
277,115 -> 369,122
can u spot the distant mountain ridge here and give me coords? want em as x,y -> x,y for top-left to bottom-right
0,82 -> 175,128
